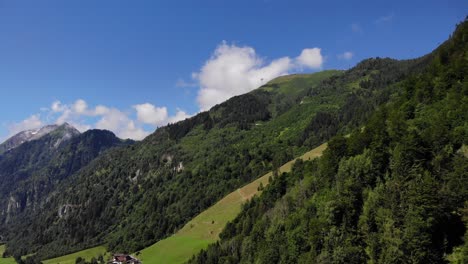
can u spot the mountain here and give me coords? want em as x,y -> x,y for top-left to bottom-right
0,125 -> 132,231
3,20 -> 466,264
188,19 -> 468,264
0,123 -> 80,155
2,43 -> 434,261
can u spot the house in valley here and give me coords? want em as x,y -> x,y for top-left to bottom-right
110,254 -> 141,264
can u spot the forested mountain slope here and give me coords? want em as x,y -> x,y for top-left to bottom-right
189,19 -> 468,264
4,26 -> 433,262
137,143 -> 327,264
0,126 -> 132,244
0,123 -> 82,223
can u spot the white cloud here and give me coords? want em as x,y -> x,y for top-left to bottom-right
51,101 -> 65,112
73,99 -> 88,114
56,108 -> 73,125
168,109 -> 191,123
296,48 -> 323,69
338,51 -> 354,60
133,103 -> 169,126
194,42 -> 323,111
7,114 -> 44,136
351,23 -> 363,33
4,99 -> 195,141
93,105 -> 110,115
118,121 -> 149,141
48,100 -> 147,140
133,103 -> 192,127
93,107 -> 149,140
5,42 -> 328,141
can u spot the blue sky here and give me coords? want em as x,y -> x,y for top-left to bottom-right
0,0 -> 466,140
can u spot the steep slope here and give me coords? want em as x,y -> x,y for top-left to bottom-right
0,123 -> 81,222
0,123 -> 79,155
188,19 -> 468,264
0,127 -> 132,243
137,142 -> 327,264
4,53 -> 431,262
40,143 -> 328,264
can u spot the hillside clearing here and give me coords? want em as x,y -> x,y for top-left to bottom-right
42,246 -> 108,264
138,142 -> 328,264
0,245 -> 15,264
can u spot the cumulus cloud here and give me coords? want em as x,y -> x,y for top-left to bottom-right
92,107 -> 148,140
133,103 -> 169,125
94,105 -> 110,115
168,109 -> 191,123
338,51 -> 354,60
73,99 -> 88,114
133,103 -> 192,126
193,42 -> 323,111
194,43 -> 290,111
4,99 -> 193,141
51,101 -> 65,112
48,100 -> 150,140
7,114 -> 44,136
4,42 -> 327,141
296,48 -> 323,69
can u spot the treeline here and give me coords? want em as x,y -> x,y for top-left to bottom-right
165,92 -> 272,141
0,129 -> 128,224
188,19 -> 468,264
4,72 -> 338,260
299,55 -> 431,149
3,21 -> 445,262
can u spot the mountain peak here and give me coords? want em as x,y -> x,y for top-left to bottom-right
0,123 -> 80,154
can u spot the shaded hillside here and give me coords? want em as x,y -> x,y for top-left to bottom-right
4,37 -> 432,261
0,127 -> 131,228
189,19 -> 468,264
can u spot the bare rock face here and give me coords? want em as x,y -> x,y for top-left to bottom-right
0,123 -> 80,154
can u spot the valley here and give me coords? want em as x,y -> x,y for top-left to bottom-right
0,16 -> 466,264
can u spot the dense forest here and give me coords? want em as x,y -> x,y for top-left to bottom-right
2,43 -> 431,261
0,126 -> 131,225
188,19 -> 468,264
1,17 -> 465,264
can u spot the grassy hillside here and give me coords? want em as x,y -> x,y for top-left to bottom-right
0,245 -> 15,264
42,246 -> 108,264
138,142 -> 327,264
31,143 -> 328,264
4,39 -> 430,261
188,19 -> 468,264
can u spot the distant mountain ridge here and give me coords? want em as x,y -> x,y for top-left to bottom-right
0,123 -> 80,155
3,50 -> 433,260
2,20 -> 465,264
0,125 -> 132,227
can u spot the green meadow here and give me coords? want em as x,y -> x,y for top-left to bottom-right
0,245 -> 16,264
38,142 -> 327,264
138,142 -> 327,264
42,246 -> 108,264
